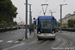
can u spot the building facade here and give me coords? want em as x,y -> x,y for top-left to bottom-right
58,12 -> 75,24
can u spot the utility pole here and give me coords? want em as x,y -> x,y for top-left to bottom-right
41,4 -> 48,16
33,18 -> 35,37
31,11 -> 32,24
29,4 -> 32,35
60,4 -> 67,33
25,0 -> 28,39
60,5 -> 62,33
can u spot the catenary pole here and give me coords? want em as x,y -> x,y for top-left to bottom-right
60,5 -> 62,33
29,4 -> 32,35
60,4 -> 67,33
25,0 -> 28,39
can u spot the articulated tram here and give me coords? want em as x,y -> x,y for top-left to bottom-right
35,16 -> 57,40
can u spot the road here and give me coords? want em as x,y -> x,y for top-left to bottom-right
0,29 -> 35,50
11,31 -> 75,50
0,29 -> 75,50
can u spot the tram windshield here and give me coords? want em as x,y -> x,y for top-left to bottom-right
40,20 -> 52,29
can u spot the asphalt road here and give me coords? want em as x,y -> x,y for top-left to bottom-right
0,29 -> 34,50
1,30 -> 75,50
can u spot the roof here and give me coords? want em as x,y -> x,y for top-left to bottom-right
38,16 -> 54,20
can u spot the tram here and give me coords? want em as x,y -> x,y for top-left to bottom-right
35,16 -> 57,40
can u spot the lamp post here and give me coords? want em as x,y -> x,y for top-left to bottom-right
33,18 -> 35,37
60,4 -> 67,33
41,4 -> 48,16
25,0 -> 28,39
25,3 -> 32,36
28,4 -> 32,35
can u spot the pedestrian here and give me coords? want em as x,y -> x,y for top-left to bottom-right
29,27 -> 31,35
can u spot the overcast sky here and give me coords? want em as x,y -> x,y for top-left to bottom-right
11,0 -> 75,24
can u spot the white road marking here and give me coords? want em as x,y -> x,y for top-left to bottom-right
0,40 -> 3,42
7,40 -> 13,43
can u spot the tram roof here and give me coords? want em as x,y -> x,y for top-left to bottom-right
38,16 -> 55,20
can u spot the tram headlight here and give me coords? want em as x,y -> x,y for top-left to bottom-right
52,31 -> 54,34
38,32 -> 40,34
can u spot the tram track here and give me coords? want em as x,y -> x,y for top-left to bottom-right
25,40 -> 50,50
25,33 -> 75,50
57,33 -> 75,50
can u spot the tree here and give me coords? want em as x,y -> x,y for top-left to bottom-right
8,22 -> 13,26
0,18 -> 1,23
62,23 -> 67,26
1,20 -> 7,26
0,19 -> 1,26
0,0 -> 18,23
13,21 -> 17,25
57,22 -> 60,27
68,19 -> 74,27
73,19 -> 75,27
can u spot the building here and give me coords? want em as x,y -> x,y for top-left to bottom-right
58,12 -> 75,24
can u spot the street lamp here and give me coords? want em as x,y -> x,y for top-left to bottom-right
25,0 -> 28,39
60,4 -> 67,33
25,3 -> 32,35
28,4 -> 32,35
33,18 -> 35,37
41,4 -> 48,16
25,2 -> 32,38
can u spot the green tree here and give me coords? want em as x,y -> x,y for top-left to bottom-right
57,22 -> 60,27
8,22 -> 13,26
62,23 -> 67,26
0,19 -> 1,26
1,20 -> 7,25
73,19 -> 75,27
68,19 -> 74,27
13,21 -> 17,25
0,18 -> 1,23
0,0 -> 18,23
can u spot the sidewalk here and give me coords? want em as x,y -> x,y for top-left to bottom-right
22,31 -> 37,43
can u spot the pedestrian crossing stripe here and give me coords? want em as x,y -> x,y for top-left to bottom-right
7,40 -> 13,43
0,40 -> 3,42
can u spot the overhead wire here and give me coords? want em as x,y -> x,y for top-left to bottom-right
36,0 -> 65,16
52,0 -> 66,11
33,0 -> 48,16
37,0 -> 47,16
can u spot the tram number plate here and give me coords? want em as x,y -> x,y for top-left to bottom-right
44,34 -> 46,35
44,34 -> 48,36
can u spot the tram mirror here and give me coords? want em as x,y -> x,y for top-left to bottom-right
52,17 -> 54,20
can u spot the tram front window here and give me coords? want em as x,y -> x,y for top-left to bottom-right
40,20 -> 51,29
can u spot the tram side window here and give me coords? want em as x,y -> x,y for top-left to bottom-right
53,21 -> 55,29
52,21 -> 56,32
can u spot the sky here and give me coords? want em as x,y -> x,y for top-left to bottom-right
11,0 -> 75,24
